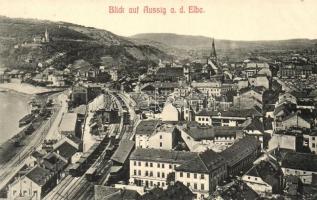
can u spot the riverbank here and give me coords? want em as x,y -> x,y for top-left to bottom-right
0,82 -> 50,94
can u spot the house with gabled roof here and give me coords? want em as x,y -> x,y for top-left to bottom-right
8,166 -> 56,200
242,159 -> 283,196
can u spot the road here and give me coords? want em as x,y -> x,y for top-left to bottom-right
45,92 -> 69,140
0,91 -> 68,190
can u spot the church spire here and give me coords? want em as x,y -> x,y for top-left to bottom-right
210,38 -> 217,60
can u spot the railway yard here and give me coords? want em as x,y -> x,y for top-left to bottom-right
43,90 -> 138,200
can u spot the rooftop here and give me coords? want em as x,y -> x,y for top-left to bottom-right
184,125 -> 243,140
59,113 -> 78,132
135,120 -> 161,136
111,140 -> 135,165
130,148 -> 196,165
219,136 -> 260,167
281,152 -> 317,172
94,185 -> 140,200
54,141 -> 78,160
25,166 -> 53,186
176,149 -> 226,173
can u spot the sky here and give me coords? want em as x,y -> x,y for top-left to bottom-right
0,0 -> 317,40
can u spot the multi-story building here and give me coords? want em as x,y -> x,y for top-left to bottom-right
281,151 -> 317,185
129,148 -> 196,188
8,166 -> 56,200
303,131 -> 317,154
195,108 -> 262,127
179,122 -> 243,152
242,159 -> 283,196
129,148 -> 227,200
135,120 -> 177,150
219,136 -> 261,176
279,64 -> 312,79
175,149 -> 227,199
191,81 -> 222,97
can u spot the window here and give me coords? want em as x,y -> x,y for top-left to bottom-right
313,143 -> 316,148
194,173 -> 197,179
138,161 -> 141,166
162,173 -> 165,178
187,182 -> 190,187
138,170 -> 141,176
255,178 -> 257,181
150,171 -> 153,177
313,137 -> 316,140
134,161 -> 136,166
150,181 -> 153,186
158,182 -> 160,187
162,164 -> 165,168
134,170 -> 137,175
150,163 -> 153,167
162,182 -> 165,187
145,171 -> 148,176
248,177 -> 250,179
160,142 -> 162,147
169,164 -> 172,169
157,172 -> 160,177
145,162 -> 148,167
180,172 -> 183,177
201,184 -> 205,190
160,135 -> 162,139
194,183 -> 197,190
187,173 -> 190,178
158,163 -> 160,168
201,174 -> 204,179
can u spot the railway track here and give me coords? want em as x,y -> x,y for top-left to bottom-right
43,91 -> 135,199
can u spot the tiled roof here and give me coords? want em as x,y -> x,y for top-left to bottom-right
242,118 -> 264,133
25,166 -> 52,186
184,125 -> 242,140
219,137 -> 260,167
176,149 -> 226,173
54,141 -> 78,160
94,185 -> 140,200
111,140 -> 134,164
281,152 -> 317,172
215,108 -> 262,118
135,120 -> 161,136
130,148 -> 196,164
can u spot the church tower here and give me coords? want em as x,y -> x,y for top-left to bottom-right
206,38 -> 220,75
210,38 -> 217,62
44,28 -> 50,43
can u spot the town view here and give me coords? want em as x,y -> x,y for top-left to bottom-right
1,6 -> 317,200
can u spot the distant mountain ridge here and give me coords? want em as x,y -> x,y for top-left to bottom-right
132,33 -> 317,50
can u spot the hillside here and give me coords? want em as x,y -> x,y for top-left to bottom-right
0,16 -> 171,75
132,33 -> 317,51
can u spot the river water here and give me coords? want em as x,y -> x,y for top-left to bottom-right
0,91 -> 31,144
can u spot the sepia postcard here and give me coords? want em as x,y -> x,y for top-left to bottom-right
0,0 -> 317,199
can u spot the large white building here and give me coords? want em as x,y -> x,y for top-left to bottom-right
191,81 -> 222,97
129,148 -> 227,200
